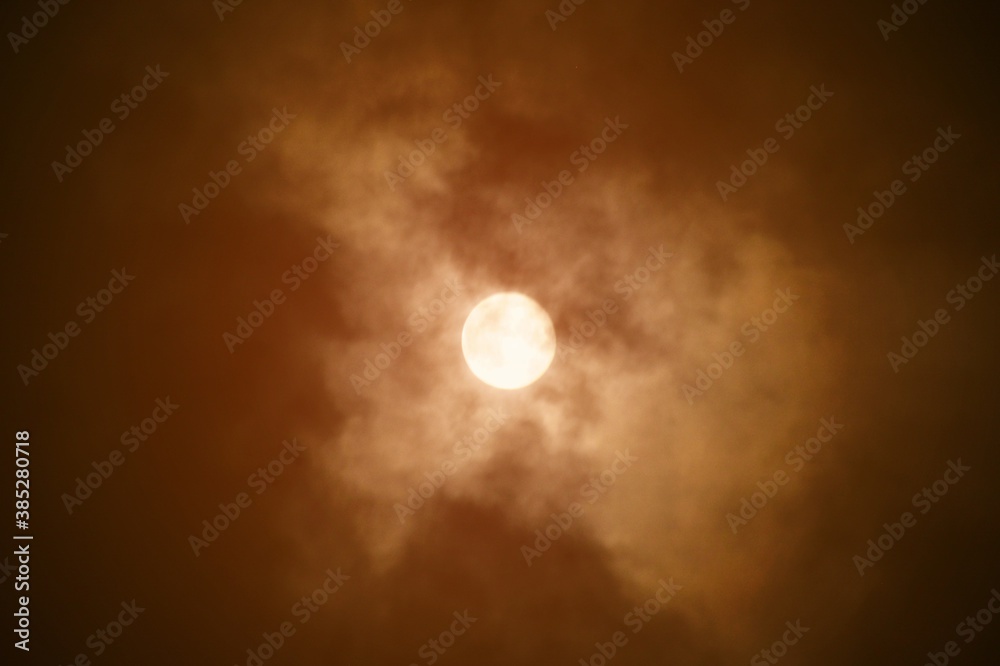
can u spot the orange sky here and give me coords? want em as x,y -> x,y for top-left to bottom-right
3,0 -> 999,664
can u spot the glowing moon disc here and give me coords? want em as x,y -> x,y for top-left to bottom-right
462,292 -> 556,389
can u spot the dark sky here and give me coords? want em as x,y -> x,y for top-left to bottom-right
2,0 -> 999,664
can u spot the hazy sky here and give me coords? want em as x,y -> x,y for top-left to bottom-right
3,0 -> 999,664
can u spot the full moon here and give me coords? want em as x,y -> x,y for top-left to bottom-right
462,292 -> 557,389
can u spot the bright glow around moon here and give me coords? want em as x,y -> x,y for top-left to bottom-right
462,292 -> 557,389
